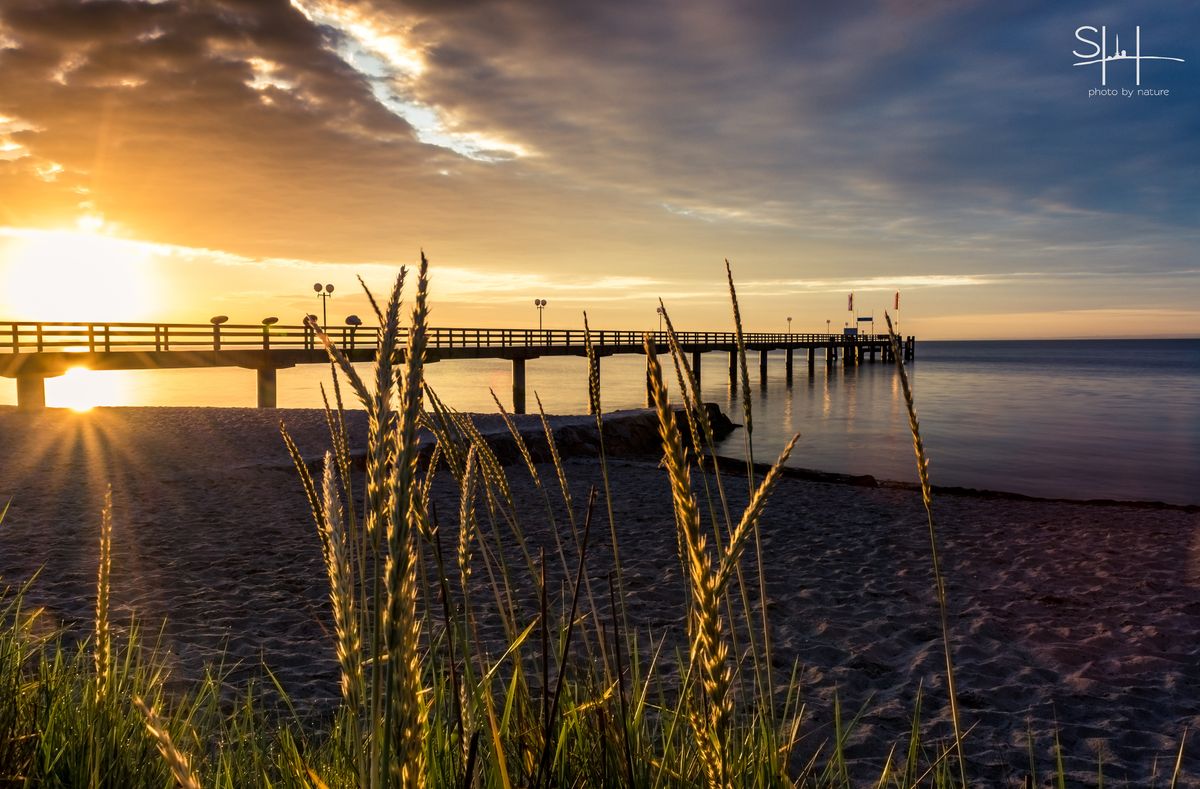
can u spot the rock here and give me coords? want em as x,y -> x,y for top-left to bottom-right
336,404 -> 740,471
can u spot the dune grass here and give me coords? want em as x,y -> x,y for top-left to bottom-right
1,257 -> 1178,787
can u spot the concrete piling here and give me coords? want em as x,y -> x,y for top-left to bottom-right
16,375 -> 44,410
512,357 -> 526,414
256,367 -> 278,408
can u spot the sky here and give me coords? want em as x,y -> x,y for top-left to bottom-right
0,0 -> 1196,339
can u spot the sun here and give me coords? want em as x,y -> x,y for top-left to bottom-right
45,366 -> 127,412
1,217 -> 160,321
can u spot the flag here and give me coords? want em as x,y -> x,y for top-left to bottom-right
894,291 -> 900,310
848,292 -> 854,311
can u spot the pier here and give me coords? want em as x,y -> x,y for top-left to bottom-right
1,321 -> 915,412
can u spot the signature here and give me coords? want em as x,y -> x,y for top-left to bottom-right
1073,26 -> 1184,86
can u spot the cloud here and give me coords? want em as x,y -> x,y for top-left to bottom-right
401,0 -> 1199,249
740,274 -> 997,295
0,0 -> 1196,334
0,222 -> 659,306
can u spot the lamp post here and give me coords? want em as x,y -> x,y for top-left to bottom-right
826,319 -> 831,336
313,283 -> 335,329
209,315 -> 228,351
534,298 -> 547,330
656,306 -> 665,333
787,316 -> 792,334
261,316 -> 278,350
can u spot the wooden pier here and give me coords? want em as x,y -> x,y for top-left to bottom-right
1,321 -> 916,411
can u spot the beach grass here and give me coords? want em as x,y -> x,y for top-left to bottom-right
0,259 -> 1152,787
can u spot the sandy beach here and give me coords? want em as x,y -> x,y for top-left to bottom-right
1,406 -> 1197,785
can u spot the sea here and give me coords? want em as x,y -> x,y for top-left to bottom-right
3,339 -> 1197,506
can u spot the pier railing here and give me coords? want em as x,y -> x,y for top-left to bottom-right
1,321 -> 890,354
2,320 -> 914,411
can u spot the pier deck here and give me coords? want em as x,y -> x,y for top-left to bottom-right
1,321 -> 915,411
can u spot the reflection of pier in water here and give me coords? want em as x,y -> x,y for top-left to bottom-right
1,321 -> 915,411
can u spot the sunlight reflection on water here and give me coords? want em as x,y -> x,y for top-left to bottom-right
2,340 -> 1196,504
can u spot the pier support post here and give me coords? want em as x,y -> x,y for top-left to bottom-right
512,358 -> 526,414
256,367 -> 278,409
16,374 -> 45,411
588,354 -> 600,414
808,346 -> 816,372
692,350 -> 702,386
785,347 -> 793,382
728,350 -> 738,389
844,344 -> 854,367
759,349 -> 768,384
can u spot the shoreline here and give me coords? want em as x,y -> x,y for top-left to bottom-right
4,403 -> 1194,511
708,454 -> 1200,513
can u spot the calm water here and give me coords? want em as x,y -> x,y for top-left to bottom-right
2,339 -> 1197,505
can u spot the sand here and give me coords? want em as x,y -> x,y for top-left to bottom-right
0,406 -> 1198,785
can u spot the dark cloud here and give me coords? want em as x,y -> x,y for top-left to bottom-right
394,0 -> 1198,245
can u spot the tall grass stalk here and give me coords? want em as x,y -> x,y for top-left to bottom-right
657,300 -> 761,682
724,258 -> 754,462
94,486 -> 113,706
375,254 -> 430,788
321,452 -> 366,781
289,258 -> 434,788
584,311 -> 627,636
134,697 -> 203,789
886,311 -> 967,787
1170,729 -> 1188,789
724,258 -> 775,721
643,333 -> 798,788
90,486 -> 115,787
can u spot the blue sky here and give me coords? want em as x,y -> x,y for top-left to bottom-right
0,0 -> 1196,337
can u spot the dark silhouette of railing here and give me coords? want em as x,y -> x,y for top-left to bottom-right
1,321 -> 890,354
1,320 -> 913,411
